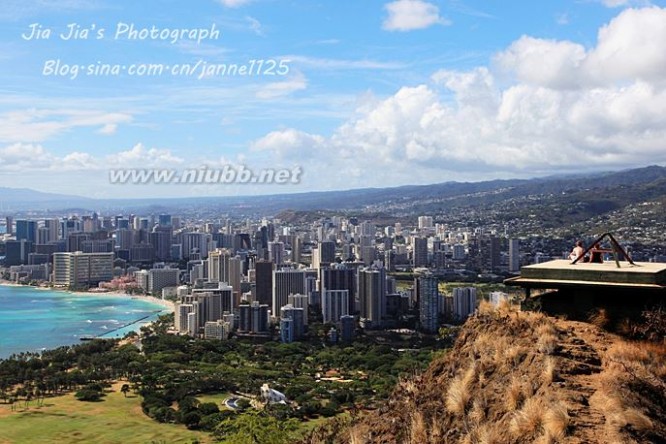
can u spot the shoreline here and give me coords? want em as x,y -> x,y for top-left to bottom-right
0,281 -> 174,311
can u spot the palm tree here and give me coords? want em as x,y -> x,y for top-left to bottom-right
120,384 -> 130,398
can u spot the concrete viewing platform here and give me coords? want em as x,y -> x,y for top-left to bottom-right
505,259 -> 666,290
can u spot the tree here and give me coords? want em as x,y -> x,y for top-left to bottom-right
120,384 -> 130,398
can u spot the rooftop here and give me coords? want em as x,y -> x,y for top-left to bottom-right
504,259 -> 666,290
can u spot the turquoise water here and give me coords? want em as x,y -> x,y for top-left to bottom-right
0,285 -> 169,359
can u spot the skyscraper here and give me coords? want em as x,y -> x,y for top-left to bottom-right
16,220 -> 37,243
418,275 -> 439,333
268,241 -> 285,267
321,289 -> 350,324
358,264 -> 386,328
452,287 -> 477,320
52,251 -> 114,287
320,264 -> 357,314
509,238 -> 520,273
255,260 -> 274,307
413,237 -> 428,268
273,268 -> 306,316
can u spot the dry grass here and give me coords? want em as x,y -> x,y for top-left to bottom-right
445,362 -> 476,416
588,308 -> 611,330
542,402 -> 569,440
505,377 -> 524,411
468,396 -> 487,426
542,356 -> 556,385
510,397 -> 543,439
408,410 -> 428,444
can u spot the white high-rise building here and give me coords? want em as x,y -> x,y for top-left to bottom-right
418,216 -> 434,229
175,303 -> 194,333
321,289 -> 349,324
509,239 -> 520,273
52,251 -> 113,287
452,287 -> 477,320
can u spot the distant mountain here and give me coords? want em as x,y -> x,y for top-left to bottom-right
0,188 -> 92,211
1,165 -> 665,220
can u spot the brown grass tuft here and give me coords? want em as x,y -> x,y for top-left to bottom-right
408,410 -> 428,444
588,307 -> 611,330
505,377 -> 524,411
542,402 -> 569,439
542,356 -> 556,386
445,362 -> 476,416
510,397 -> 543,438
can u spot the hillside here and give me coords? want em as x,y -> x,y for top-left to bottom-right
304,305 -> 666,443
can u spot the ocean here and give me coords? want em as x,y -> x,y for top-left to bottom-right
0,285 -> 169,359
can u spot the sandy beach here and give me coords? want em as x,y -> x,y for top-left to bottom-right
0,281 -> 174,311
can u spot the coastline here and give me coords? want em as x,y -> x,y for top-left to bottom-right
0,281 -> 174,311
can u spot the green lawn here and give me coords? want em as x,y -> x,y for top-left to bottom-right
196,392 -> 231,407
0,382 -> 211,444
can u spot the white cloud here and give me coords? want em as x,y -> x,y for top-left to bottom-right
246,16 -> 263,35
495,7 -> 666,88
286,55 -> 405,70
0,109 -> 132,143
217,0 -> 252,8
247,6 -> 666,188
255,73 -> 307,99
107,143 -> 184,167
383,0 -> 451,32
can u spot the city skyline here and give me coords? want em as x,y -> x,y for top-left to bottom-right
1,1 -> 666,198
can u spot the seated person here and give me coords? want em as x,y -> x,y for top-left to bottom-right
569,241 -> 587,262
589,243 -> 609,263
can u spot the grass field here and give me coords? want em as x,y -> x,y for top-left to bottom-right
0,382 -> 211,444
195,392 -> 231,407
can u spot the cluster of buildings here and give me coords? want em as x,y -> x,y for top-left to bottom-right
0,213 -> 510,341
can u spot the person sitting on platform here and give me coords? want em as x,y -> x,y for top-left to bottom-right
589,243 -> 611,263
569,241 -> 587,262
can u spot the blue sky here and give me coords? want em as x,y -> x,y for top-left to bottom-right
0,0 -> 665,198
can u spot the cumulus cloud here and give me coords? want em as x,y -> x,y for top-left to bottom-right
0,142 -> 184,173
383,0 -> 451,31
248,6 -> 666,188
107,143 -> 184,167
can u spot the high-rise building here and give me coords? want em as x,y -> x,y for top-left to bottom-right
280,317 -> 294,343
150,225 -> 173,262
16,220 -> 37,243
318,241 -> 336,266
147,267 -> 180,294
44,218 -> 60,242
4,240 -> 32,266
418,275 -> 440,333
320,264 -> 356,314
413,237 -> 428,268
452,287 -> 477,320
509,239 -> 520,273
358,264 -> 386,329
273,268 -> 306,316
340,315 -> 355,342
418,216 -> 434,229
288,293 -> 309,325
204,320 -> 232,340
174,303 -> 194,333
321,289 -> 349,324
5,216 -> 13,235
52,251 -> 114,287
238,301 -> 269,334
208,248 -> 232,283
280,304 -> 305,341
255,260 -> 274,307
268,241 -> 285,267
